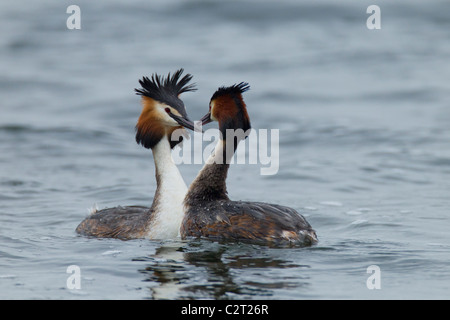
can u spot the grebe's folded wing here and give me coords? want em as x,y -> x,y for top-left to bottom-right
76,206 -> 153,240
183,200 -> 317,245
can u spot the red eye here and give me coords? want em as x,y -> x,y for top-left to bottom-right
165,108 -> 171,113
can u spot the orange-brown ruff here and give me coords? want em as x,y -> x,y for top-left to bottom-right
181,83 -> 318,246
76,69 -> 196,240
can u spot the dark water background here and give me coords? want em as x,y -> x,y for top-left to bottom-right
1,0 -> 450,299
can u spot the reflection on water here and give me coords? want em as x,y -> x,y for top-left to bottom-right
137,240 -> 311,299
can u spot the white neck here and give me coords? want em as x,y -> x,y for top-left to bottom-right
146,137 -> 187,239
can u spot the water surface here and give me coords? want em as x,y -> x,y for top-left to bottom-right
1,0 -> 450,299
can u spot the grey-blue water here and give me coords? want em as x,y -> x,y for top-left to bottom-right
1,0 -> 450,300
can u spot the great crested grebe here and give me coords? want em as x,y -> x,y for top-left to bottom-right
181,83 -> 318,246
76,69 -> 196,240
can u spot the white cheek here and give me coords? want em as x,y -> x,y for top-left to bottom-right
210,102 -> 218,121
164,114 -> 179,126
156,104 -> 179,126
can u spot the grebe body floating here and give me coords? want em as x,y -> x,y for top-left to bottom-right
181,83 -> 318,246
76,69 -> 196,240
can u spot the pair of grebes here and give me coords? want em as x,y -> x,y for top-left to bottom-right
76,69 -> 317,246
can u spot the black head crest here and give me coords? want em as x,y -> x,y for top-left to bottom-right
135,68 -> 197,105
211,82 -> 250,101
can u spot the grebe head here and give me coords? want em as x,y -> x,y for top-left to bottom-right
135,68 -> 196,149
200,82 -> 251,139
